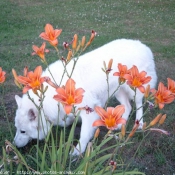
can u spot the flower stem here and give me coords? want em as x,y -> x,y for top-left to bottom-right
104,85 -> 120,109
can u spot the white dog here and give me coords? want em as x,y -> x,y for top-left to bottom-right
14,39 -> 157,155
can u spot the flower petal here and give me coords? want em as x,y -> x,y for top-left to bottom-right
138,86 -> 145,93
92,119 -> 105,127
107,107 -> 113,116
112,105 -> 125,119
32,45 -> 39,53
53,88 -> 67,103
65,78 -> 76,96
23,86 -> 31,94
95,106 -> 108,121
49,39 -> 58,46
64,104 -> 73,114
115,118 -> 126,125
17,76 -> 30,85
39,32 -> 50,41
45,23 -> 54,36
54,29 -> 62,38
158,103 -> 164,109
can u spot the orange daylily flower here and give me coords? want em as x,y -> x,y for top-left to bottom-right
17,66 -> 46,94
39,24 -> 62,47
167,78 -> 175,95
0,67 -> 6,84
113,63 -> 129,84
151,82 -> 174,109
53,78 -> 85,114
93,105 -> 126,130
123,65 -> 151,93
32,42 -> 49,62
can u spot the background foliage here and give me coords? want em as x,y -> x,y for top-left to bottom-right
0,0 -> 175,174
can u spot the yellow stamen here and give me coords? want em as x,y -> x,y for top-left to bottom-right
105,115 -> 115,128
66,95 -> 75,105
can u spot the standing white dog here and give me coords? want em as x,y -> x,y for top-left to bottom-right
14,39 -> 157,155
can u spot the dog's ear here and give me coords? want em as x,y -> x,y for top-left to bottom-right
15,95 -> 22,107
28,109 -> 37,121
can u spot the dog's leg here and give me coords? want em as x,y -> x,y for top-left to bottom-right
71,111 -> 99,155
115,88 -> 132,122
65,114 -> 75,126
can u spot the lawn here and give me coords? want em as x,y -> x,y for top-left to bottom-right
0,0 -> 175,174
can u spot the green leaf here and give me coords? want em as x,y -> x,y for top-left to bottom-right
57,130 -> 63,171
92,154 -> 112,172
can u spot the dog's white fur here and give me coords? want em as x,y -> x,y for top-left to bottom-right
14,39 -> 157,155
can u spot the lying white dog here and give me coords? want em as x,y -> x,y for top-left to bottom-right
14,39 -> 157,155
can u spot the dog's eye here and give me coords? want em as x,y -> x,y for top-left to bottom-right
20,130 -> 26,134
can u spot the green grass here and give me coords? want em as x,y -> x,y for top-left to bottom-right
0,0 -> 175,174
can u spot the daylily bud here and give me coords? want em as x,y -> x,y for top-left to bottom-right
144,84 -> 150,98
23,66 -> 28,77
107,59 -> 113,71
12,69 -> 22,88
44,85 -> 48,93
67,49 -> 73,61
94,128 -> 100,139
84,30 -> 97,48
14,79 -> 22,89
105,59 -> 113,74
89,30 -> 97,43
12,69 -> 18,81
121,124 -> 126,137
142,122 -> 147,130
149,113 -> 162,126
86,142 -> 92,157
76,42 -> 81,52
72,34 -> 78,50
45,77 -> 58,89
85,42 -> 90,48
159,114 -> 167,125
103,61 -> 107,70
128,121 -> 139,138
81,36 -> 86,48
